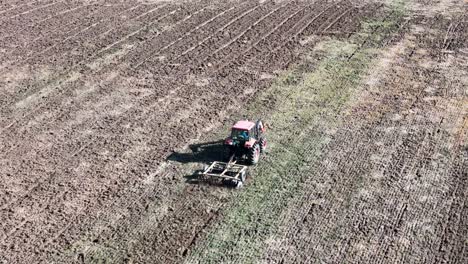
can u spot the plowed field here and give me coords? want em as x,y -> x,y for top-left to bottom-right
0,0 -> 466,263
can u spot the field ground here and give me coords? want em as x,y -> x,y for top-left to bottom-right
0,0 -> 466,263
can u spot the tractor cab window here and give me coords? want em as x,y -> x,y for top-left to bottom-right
232,129 -> 249,141
251,127 -> 257,138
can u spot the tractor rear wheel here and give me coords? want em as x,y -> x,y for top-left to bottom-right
247,143 -> 260,165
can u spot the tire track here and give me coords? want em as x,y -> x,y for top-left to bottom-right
146,1 -> 262,65
195,1 -> 298,74
289,128 -> 390,263
7,0 -> 66,20
370,130 -> 431,264
0,0 -> 81,40
322,6 -> 358,32
3,6 -> 200,210
0,2 -> 229,190
441,13 -> 467,52
132,3 -> 241,69
164,1 -> 286,70
174,3 -> 264,61
32,3 -> 159,67
250,1 -> 351,66
0,0 -> 57,20
432,116 -> 467,264
164,0 -> 312,77
0,1 -> 135,64
0,2 -> 102,63
156,1 -> 271,70
91,5 -> 182,58
0,2 -> 106,62
24,2 -> 140,64
0,4 -> 176,124
250,0 -> 352,69
206,0 -> 346,76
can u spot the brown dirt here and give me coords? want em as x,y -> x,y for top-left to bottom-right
0,0 -> 466,263
260,1 -> 468,263
0,0 -> 378,262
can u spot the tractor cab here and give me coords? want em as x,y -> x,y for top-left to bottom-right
224,119 -> 266,164
231,128 -> 250,141
230,120 -> 255,142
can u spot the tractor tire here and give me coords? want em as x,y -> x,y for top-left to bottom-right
259,137 -> 267,153
247,143 -> 260,165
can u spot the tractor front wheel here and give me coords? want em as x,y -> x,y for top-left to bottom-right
247,143 -> 260,165
259,137 -> 267,153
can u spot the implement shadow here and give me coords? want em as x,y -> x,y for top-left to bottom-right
167,140 -> 230,186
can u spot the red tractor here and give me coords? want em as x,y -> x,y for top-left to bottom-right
224,119 -> 266,165
198,119 -> 266,188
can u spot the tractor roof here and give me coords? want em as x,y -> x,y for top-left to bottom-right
232,120 -> 255,130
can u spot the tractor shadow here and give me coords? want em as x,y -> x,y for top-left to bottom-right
167,140 -> 241,188
167,140 -> 226,164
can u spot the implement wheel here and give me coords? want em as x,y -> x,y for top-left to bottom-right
236,171 -> 247,189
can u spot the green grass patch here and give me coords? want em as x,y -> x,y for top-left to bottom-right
186,3 -> 407,263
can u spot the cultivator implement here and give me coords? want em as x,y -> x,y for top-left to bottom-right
199,160 -> 248,188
